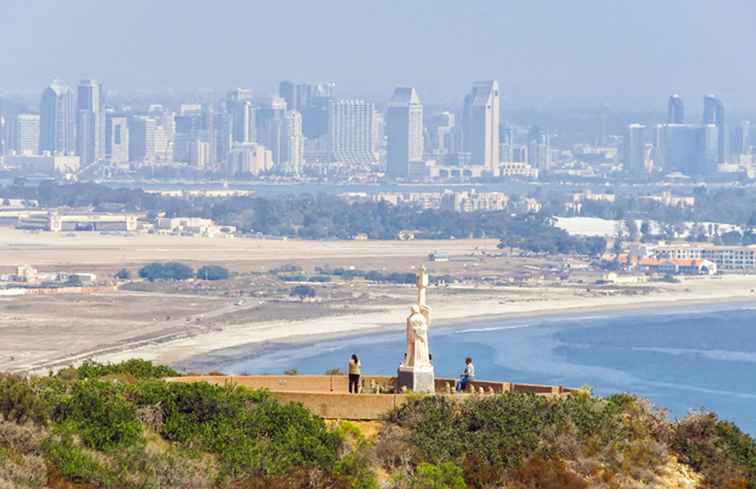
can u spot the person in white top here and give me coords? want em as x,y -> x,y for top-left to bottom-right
455,357 -> 475,392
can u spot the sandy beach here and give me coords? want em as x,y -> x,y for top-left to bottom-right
90,274 -> 756,371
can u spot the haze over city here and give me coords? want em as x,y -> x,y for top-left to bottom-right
2,3 -> 756,488
3,0 -> 756,107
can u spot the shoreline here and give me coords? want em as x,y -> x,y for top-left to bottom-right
90,278 -> 756,372
174,296 -> 756,373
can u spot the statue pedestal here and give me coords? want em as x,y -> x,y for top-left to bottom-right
397,365 -> 435,393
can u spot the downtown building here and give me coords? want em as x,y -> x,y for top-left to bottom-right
462,80 -> 500,174
76,80 -> 106,165
385,87 -> 424,179
106,114 -> 129,163
327,98 -> 376,165
255,97 -> 303,175
39,80 -> 76,155
15,113 -> 40,155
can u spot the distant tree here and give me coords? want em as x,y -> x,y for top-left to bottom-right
290,285 -> 316,301
138,262 -> 194,281
65,275 -> 83,287
196,265 -> 230,281
324,368 -> 343,375
114,268 -> 131,281
640,220 -> 652,237
721,230 -> 743,246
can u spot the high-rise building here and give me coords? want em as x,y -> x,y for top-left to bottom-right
15,113 -> 40,155
279,81 -> 335,113
499,126 -> 514,162
76,80 -> 106,165
105,114 -> 129,163
527,126 -> 550,170
255,96 -> 287,168
129,116 -> 171,163
623,124 -> 648,176
598,104 -> 609,146
704,94 -> 727,163
386,87 -> 424,178
655,124 -> 719,175
280,110 -> 303,175
226,89 -> 255,144
279,81 -> 335,139
39,80 -> 76,155
463,80 -> 500,172
328,99 -> 375,164
225,143 -> 273,175
668,95 -> 685,124
427,112 -> 456,156
731,121 -> 751,160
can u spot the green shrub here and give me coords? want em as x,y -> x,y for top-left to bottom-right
74,359 -> 179,380
44,434 -> 116,486
196,265 -> 230,281
0,375 -> 49,425
139,262 -> 194,281
392,462 -> 467,489
54,380 -> 142,451
673,412 -> 756,489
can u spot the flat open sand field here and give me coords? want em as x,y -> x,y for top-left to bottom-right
0,228 -> 499,273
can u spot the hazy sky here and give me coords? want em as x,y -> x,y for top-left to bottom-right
3,0 -> 756,107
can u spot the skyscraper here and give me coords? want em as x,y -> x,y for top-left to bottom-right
255,96 -> 288,169
328,99 -> 375,164
463,80 -> 500,172
227,89 -> 255,144
731,121 -> 751,160
598,104 -> 609,146
39,80 -> 76,155
527,126 -> 550,170
129,116 -> 170,163
668,95 -> 684,124
76,80 -> 106,164
623,124 -> 648,176
15,113 -> 40,155
279,81 -> 335,139
655,124 -> 719,176
279,81 -> 335,113
280,111 -> 303,175
499,126 -> 514,162
386,87 -> 424,179
703,94 -> 727,164
105,114 -> 129,163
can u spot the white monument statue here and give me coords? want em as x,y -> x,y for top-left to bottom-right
398,266 -> 435,392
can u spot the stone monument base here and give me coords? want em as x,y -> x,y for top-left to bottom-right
397,365 -> 435,393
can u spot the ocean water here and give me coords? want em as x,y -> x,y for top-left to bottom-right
211,305 -> 756,434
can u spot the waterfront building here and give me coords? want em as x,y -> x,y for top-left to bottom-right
15,113 -> 40,155
105,114 -> 129,163
462,80 -> 500,173
668,95 -> 685,124
386,87 -> 424,178
328,98 -> 376,164
622,124 -> 649,176
39,80 -> 76,155
703,94 -> 727,163
76,80 -> 106,164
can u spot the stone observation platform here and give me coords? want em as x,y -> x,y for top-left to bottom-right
167,266 -> 577,420
166,374 -> 578,420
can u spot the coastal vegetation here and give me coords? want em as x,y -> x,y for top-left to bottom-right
1,360 -> 755,488
2,181 -> 608,254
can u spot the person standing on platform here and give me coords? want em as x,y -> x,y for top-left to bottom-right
348,354 -> 361,393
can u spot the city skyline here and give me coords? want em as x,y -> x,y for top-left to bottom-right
3,1 -> 756,108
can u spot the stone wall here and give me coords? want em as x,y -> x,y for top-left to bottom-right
167,375 -> 578,420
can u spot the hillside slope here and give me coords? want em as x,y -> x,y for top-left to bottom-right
1,360 -> 754,489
